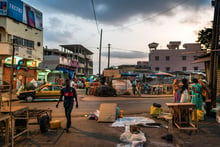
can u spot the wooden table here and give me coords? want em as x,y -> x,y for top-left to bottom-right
0,113 -> 10,146
1,106 -> 29,147
166,103 -> 198,130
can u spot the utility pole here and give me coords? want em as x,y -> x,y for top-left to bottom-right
210,0 -> 220,107
98,29 -> 103,76
107,43 -> 111,68
9,39 -> 16,111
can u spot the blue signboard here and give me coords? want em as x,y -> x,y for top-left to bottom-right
7,0 -> 23,22
0,0 -> 42,30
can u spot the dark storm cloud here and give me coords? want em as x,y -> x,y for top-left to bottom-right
102,51 -> 147,58
43,16 -> 82,43
44,30 -> 73,43
32,0 -> 208,25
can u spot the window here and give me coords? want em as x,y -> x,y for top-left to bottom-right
166,67 -> 170,71
182,56 -> 186,60
15,46 -> 19,52
82,49 -> 84,55
165,56 -> 170,61
13,36 -> 34,48
24,39 -> 28,47
155,67 -> 159,71
8,34 -> 12,42
155,56 -> 159,61
182,67 -> 187,71
27,40 -> 34,48
52,86 -> 61,91
26,48 -> 32,55
194,67 -> 198,71
14,36 -> 23,45
42,86 -> 49,91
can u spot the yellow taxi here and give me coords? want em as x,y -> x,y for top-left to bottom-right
17,84 -> 62,102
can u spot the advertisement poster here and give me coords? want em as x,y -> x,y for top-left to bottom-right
0,0 -> 42,30
0,0 -> 7,15
23,3 -> 43,30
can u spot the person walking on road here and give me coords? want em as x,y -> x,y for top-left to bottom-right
56,79 -> 78,132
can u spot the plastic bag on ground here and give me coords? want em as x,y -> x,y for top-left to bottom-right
119,125 -> 146,147
88,110 -> 100,120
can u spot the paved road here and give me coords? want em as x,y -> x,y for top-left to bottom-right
12,94 -> 173,117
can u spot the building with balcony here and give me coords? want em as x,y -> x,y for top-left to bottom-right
148,41 -> 205,72
40,45 -> 93,80
0,0 -> 43,87
60,44 -> 93,77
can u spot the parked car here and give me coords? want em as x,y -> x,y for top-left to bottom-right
17,84 -> 62,102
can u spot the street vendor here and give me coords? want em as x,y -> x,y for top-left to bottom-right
191,78 -> 202,110
198,79 -> 211,114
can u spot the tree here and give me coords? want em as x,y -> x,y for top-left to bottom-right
197,28 -> 212,49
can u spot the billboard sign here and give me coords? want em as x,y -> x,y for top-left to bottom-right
0,0 -> 42,30
22,3 -> 43,29
0,0 -> 7,15
7,0 -> 23,22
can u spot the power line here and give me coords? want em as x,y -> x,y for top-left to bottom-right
91,0 -> 100,35
104,0 -> 191,32
111,47 -> 145,52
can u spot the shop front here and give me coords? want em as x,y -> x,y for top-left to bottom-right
2,56 -> 39,89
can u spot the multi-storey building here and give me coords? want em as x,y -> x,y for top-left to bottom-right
148,41 -> 205,72
41,44 -> 93,79
0,0 -> 43,87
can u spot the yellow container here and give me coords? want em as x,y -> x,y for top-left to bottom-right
49,120 -> 61,129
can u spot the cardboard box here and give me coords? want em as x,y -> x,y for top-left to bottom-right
98,103 -> 117,122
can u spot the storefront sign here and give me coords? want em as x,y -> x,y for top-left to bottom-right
27,60 -> 37,67
4,56 -> 22,65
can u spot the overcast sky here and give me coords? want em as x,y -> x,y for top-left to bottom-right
23,0 -> 213,74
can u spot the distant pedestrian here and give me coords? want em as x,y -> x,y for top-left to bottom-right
70,79 -> 75,88
56,79 -> 78,132
173,80 -> 181,103
180,78 -> 189,103
136,81 -> 141,96
85,80 -> 90,95
143,83 -> 147,94
132,80 -> 136,95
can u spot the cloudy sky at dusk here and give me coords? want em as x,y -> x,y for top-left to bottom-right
23,0 -> 213,74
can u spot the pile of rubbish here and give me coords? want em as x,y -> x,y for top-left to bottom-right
94,85 -> 117,97
87,103 -> 162,146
